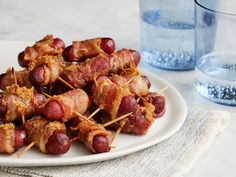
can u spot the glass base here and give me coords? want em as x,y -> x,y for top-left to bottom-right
196,80 -> 236,106
195,53 -> 236,106
142,50 -> 195,71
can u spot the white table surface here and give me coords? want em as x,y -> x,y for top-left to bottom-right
0,0 -> 235,176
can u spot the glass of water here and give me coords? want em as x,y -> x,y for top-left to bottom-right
139,0 -> 195,70
195,0 -> 236,105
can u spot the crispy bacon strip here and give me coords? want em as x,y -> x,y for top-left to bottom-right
76,117 -> 111,153
92,76 -> 155,135
110,69 -> 149,96
41,89 -> 90,122
62,37 -> 115,62
0,68 -> 32,90
101,100 -> 155,135
62,49 -> 139,88
92,76 -> 130,119
25,116 -> 66,153
18,35 -> 65,68
0,123 -> 26,154
0,123 -> 15,154
0,85 -> 46,122
28,55 -> 66,87
109,49 -> 139,72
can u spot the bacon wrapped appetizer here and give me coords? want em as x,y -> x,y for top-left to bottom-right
63,37 -> 115,62
25,116 -> 70,154
41,89 -> 90,122
0,35 -> 167,157
117,99 -> 155,135
92,76 -> 130,119
18,35 -> 65,68
0,123 -> 26,154
62,49 -> 140,88
109,69 -> 165,118
0,85 -> 46,122
0,68 -> 32,91
110,69 -> 150,96
143,93 -> 166,118
28,55 -> 66,87
72,117 -> 111,153
100,96 -> 155,135
92,76 -> 155,135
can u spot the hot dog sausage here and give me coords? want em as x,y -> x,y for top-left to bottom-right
62,37 -> 115,62
14,129 -> 26,150
144,93 -> 166,118
0,87 -> 46,122
41,89 -> 90,122
25,116 -> 70,154
118,95 -> 138,114
0,69 -> 32,90
75,117 -> 111,153
28,65 -> 45,87
45,130 -> 70,155
28,55 -> 64,87
92,135 -> 110,153
18,35 -> 65,68
51,38 -> 65,50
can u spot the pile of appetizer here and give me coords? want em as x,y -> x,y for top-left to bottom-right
0,35 -> 166,156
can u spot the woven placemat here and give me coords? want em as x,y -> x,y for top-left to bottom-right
0,109 -> 230,177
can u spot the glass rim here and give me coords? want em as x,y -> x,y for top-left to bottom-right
194,0 -> 236,16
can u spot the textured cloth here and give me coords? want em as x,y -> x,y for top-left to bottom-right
0,109 -> 230,177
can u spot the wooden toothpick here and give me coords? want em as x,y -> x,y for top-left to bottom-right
21,114 -> 25,125
74,112 -> 95,125
159,86 -> 169,94
58,77 -> 75,90
87,108 -> 101,120
93,76 -> 98,87
110,121 -> 125,147
136,97 -> 140,103
42,92 -> 52,98
17,142 -> 35,158
103,112 -> 132,128
125,74 -> 138,85
70,126 -> 78,131
12,67 -> 18,86
70,136 -> 80,143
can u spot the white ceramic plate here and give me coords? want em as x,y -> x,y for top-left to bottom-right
0,41 -> 187,167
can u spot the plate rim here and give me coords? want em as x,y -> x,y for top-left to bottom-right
0,41 -> 187,167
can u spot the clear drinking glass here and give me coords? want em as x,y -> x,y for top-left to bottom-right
139,0 -> 195,70
195,0 -> 236,105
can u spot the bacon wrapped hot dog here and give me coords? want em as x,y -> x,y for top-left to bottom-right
18,35 -> 65,68
28,55 -> 65,87
0,85 -> 46,122
92,76 -> 155,135
92,76 -> 130,119
63,37 -> 115,62
73,117 -> 111,153
110,70 -> 165,118
143,93 -> 166,118
25,116 -> 70,154
0,68 -> 32,91
41,89 -> 90,122
118,99 -> 154,135
110,69 -> 150,96
62,49 -> 140,88
0,123 -> 26,154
